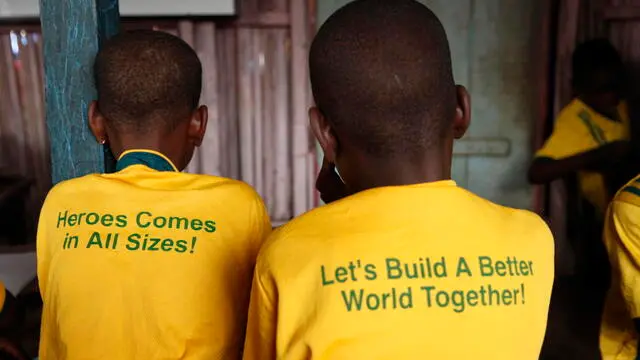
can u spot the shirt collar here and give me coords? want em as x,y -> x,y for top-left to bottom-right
116,149 -> 179,172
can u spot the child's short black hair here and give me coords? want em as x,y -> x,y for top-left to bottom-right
309,0 -> 456,159
572,38 -> 624,94
94,30 -> 202,132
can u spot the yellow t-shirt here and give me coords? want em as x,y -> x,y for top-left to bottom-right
535,99 -> 629,215
243,180 -> 554,360
600,175 -> 640,359
37,150 -> 271,360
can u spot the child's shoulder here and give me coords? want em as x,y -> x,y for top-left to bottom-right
505,207 -> 552,239
462,195 -> 554,261
613,174 -> 640,208
555,98 -> 586,124
257,203 -> 337,259
45,172 -> 263,205
183,173 -> 263,201
181,172 -> 253,188
45,174 -> 103,199
467,190 -> 552,235
609,175 -> 640,230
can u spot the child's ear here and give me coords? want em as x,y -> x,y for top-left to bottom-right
88,101 -> 108,144
309,106 -> 338,164
453,85 -> 471,139
189,105 -> 208,147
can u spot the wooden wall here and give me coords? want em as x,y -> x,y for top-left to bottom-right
0,0 -> 317,227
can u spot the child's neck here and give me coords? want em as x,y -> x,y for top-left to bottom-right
349,156 -> 451,193
111,136 -> 186,171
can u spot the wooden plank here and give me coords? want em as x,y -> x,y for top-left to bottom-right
236,12 -> 290,27
532,0 -> 554,214
238,28 -> 255,186
21,34 -> 48,195
195,21 -> 220,176
178,20 -> 201,174
274,0 -> 289,12
0,35 -> 27,174
39,0 -> 120,183
223,28 -> 240,179
252,30 -> 264,197
0,23 -> 41,34
14,32 -> 48,224
215,28 -> 229,176
273,30 -> 291,220
603,5 -> 640,21
15,35 -> 38,180
290,0 -> 310,216
306,153 -> 315,212
33,33 -> 52,192
238,0 -> 260,19
262,31 -> 276,214
307,0 -> 318,208
0,15 -> 291,37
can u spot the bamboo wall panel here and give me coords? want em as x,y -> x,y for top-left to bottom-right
0,32 -> 50,230
0,0 -> 317,226
290,0 -> 312,216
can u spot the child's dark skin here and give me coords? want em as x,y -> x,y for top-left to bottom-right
313,86 -> 471,202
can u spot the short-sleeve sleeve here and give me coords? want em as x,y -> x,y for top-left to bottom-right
243,256 -> 277,360
249,195 -> 272,258
607,199 -> 640,318
535,108 -> 600,160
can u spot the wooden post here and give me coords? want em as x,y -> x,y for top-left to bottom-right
290,0 -> 312,216
39,0 -> 120,184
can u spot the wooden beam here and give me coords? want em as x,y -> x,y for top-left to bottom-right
39,0 -> 120,183
532,0 -> 555,215
603,5 -> 640,21
290,0 -> 311,216
0,14 -> 290,36
0,22 -> 41,34
236,12 -> 290,27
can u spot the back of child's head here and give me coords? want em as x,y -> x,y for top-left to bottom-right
572,38 -> 624,98
94,30 -> 202,133
309,0 -> 457,160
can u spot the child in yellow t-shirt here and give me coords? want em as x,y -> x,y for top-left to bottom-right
37,31 -> 271,360
600,177 -> 640,359
529,39 -> 631,217
528,40 -> 632,357
242,1 -> 555,359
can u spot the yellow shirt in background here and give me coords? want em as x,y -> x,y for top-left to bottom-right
535,99 -> 629,215
601,175 -> 640,359
37,150 -> 271,360
243,181 -> 554,360
0,281 -> 5,313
